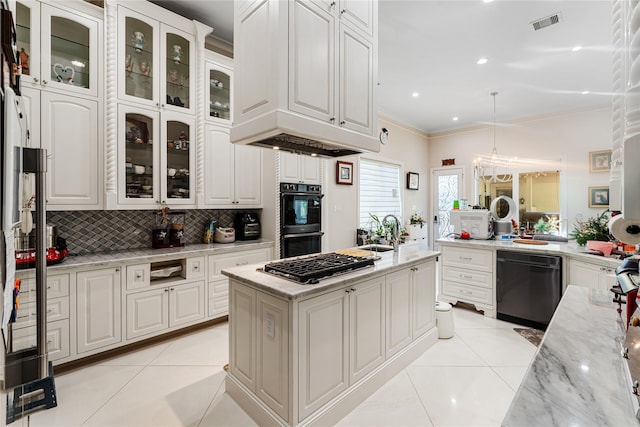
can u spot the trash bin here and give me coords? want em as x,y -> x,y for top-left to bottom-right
436,301 -> 454,339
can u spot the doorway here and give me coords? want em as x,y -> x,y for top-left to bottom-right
431,167 -> 463,250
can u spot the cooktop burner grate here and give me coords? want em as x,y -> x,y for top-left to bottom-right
264,253 -> 375,284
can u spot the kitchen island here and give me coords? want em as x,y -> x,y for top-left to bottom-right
502,285 -> 637,426
221,246 -> 439,426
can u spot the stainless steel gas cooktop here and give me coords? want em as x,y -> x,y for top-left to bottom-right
263,253 -> 375,284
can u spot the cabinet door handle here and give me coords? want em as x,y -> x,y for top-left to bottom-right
42,80 -> 48,85
459,256 -> 472,261
33,77 -> 39,83
135,272 -> 143,280
330,1 -> 335,9
170,287 -> 175,291
329,116 -> 335,122
340,120 -> 346,125
340,8 -> 346,14
115,268 -> 120,272
460,274 -> 473,280
164,288 -> 170,292
193,265 -> 199,271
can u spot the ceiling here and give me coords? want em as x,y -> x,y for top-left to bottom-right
150,0 -> 613,135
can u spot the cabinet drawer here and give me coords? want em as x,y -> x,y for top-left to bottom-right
18,273 -> 70,303
208,295 -> 229,317
11,319 -> 70,361
187,257 -> 206,280
208,280 -> 229,298
442,266 -> 492,289
127,264 -> 151,290
13,297 -> 70,330
208,249 -> 270,280
441,246 -> 493,272
442,280 -> 493,305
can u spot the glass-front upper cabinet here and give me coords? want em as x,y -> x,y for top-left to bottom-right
163,118 -> 195,204
119,106 -> 195,207
120,108 -> 159,205
16,1 -> 100,97
206,60 -> 232,124
118,5 -> 195,114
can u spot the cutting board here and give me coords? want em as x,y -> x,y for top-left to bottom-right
513,239 -> 548,245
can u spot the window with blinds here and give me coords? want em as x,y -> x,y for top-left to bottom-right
359,158 -> 402,229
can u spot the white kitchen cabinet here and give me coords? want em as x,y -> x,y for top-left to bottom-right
117,105 -> 196,207
205,50 -> 233,124
385,267 -> 412,357
229,282 -> 257,392
76,267 -> 122,354
11,272 -> 71,361
412,260 -> 436,338
126,280 -> 205,340
279,152 -> 322,185
311,0 -> 376,37
200,124 -> 262,208
16,1 -> 103,210
439,245 -> 496,317
298,287 -> 349,420
232,0 -> 378,152
117,3 -> 196,115
207,248 -> 271,318
568,258 -> 617,291
16,0 -> 100,97
349,276 -> 385,384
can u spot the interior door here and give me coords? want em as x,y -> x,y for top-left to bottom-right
431,168 -> 463,250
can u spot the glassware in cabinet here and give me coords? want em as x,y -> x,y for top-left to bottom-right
165,121 -> 191,201
124,16 -> 155,101
208,68 -> 230,120
124,113 -> 155,200
165,33 -> 190,110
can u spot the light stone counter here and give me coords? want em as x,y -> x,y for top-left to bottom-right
438,237 -> 624,268
222,246 -> 440,300
20,240 -> 275,273
502,286 -> 637,426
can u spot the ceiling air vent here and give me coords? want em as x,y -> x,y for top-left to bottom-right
531,13 -> 561,31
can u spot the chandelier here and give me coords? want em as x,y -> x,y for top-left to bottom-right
474,92 -> 514,183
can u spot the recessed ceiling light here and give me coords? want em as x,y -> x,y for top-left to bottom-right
273,146 -> 280,150
572,46 -> 582,52
581,90 -> 590,95
452,117 -> 459,121
483,0 -> 493,3
412,92 -> 420,98
477,58 -> 488,65
310,153 -> 317,157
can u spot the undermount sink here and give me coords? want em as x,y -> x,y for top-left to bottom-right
358,244 -> 395,252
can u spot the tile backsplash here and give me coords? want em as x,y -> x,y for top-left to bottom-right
47,209 -> 260,255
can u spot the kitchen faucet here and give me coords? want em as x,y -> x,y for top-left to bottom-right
382,214 -> 400,252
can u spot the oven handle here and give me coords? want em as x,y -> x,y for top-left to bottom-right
282,232 -> 325,239
281,192 -> 325,199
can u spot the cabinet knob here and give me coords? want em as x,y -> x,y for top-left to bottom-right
329,117 -> 335,122
330,1 -> 336,8
165,288 -> 170,292
624,347 -> 630,359
33,77 -> 39,83
340,120 -> 346,125
115,268 -> 120,272
42,80 -> 48,85
170,287 -> 175,291
634,380 -> 639,396
340,8 -> 346,14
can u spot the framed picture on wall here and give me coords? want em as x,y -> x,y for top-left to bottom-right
407,172 -> 419,190
589,150 -> 612,173
336,161 -> 353,185
589,186 -> 609,208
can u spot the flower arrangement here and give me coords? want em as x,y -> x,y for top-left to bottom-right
410,213 -> 425,228
569,210 -> 611,246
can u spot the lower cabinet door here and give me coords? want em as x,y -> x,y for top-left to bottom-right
350,277 -> 385,384
76,267 -> 122,354
170,281 -> 206,328
126,288 -> 169,340
298,289 -> 349,421
385,268 -> 412,357
412,260 -> 436,338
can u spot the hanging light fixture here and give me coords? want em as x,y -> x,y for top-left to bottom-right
474,92 -> 514,183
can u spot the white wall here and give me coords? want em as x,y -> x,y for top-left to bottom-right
323,116 -> 430,251
428,106 -> 613,235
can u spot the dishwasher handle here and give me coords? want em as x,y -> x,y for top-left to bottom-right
496,257 -> 561,269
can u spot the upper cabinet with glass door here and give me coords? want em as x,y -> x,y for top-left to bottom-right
117,5 -> 196,115
205,50 -> 233,124
16,1 -> 100,97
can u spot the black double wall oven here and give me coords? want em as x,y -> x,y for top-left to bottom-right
280,183 -> 323,258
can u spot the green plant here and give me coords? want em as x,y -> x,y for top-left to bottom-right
368,213 -> 401,241
533,215 -> 559,234
569,210 -> 611,246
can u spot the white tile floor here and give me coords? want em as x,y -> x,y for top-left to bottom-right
13,307 -> 537,427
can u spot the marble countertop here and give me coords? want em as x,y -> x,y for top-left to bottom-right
438,238 -> 625,268
222,246 -> 440,300
18,240 -> 275,274
502,286 -> 637,426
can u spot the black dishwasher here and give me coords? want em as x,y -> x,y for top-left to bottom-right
496,250 -> 562,330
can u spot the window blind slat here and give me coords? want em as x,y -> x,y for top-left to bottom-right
359,159 -> 402,229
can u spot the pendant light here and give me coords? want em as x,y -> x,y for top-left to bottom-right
474,92 -> 513,183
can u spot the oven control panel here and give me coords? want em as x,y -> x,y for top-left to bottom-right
280,183 -> 322,194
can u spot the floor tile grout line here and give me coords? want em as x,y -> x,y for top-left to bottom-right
79,364 -> 147,427
405,368 -> 437,427
196,374 -> 227,427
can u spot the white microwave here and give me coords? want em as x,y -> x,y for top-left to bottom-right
450,210 -> 493,239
